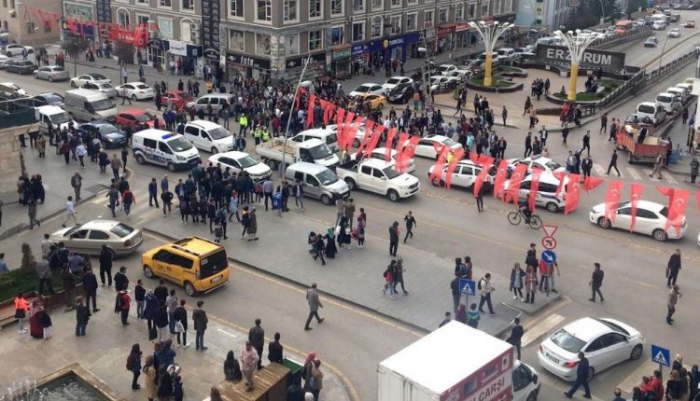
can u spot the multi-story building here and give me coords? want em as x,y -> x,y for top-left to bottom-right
514,0 -> 572,33
220,0 -> 518,82
0,0 -> 61,47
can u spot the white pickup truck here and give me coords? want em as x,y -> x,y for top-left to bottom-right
336,158 -> 420,202
255,137 -> 340,171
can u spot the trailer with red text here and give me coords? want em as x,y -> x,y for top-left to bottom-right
378,321 -> 540,401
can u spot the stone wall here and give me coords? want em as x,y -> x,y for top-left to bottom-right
0,124 -> 37,198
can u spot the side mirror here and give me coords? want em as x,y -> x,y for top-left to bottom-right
532,375 -> 539,385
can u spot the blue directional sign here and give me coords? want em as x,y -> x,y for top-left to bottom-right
541,250 -> 557,264
651,344 -> 670,367
459,278 -> 476,296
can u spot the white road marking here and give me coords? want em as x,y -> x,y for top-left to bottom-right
593,163 -> 607,176
627,168 -> 642,180
216,328 -> 237,338
521,313 -> 565,347
644,169 -> 661,182
665,174 -> 678,184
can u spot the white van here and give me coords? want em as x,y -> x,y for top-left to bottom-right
132,129 -> 201,171
64,89 -> 117,122
634,102 -> 667,124
666,87 -> 688,104
504,172 -> 568,213
292,128 -> 339,153
284,162 -> 350,205
655,92 -> 682,113
188,93 -> 236,113
35,105 -> 75,135
183,120 -> 233,154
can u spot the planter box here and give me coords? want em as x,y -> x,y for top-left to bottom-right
0,284 -> 84,329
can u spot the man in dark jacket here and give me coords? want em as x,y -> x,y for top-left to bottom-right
248,318 -> 265,369
667,249 -> 681,288
564,352 -> 591,398
114,266 -> 129,291
36,260 -> 54,295
61,268 -> 76,311
507,317 -> 524,360
98,245 -> 113,287
154,280 -> 169,304
267,332 -> 283,364
388,221 -> 399,257
589,262 -> 604,303
82,268 -> 99,312
193,300 -> 208,351
173,299 -> 188,347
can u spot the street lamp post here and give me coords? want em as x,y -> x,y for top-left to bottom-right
468,21 -> 514,87
555,30 -> 599,102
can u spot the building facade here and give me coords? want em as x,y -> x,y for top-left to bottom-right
514,0 -> 572,33
1,0 -> 61,47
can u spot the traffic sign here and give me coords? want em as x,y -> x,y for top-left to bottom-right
542,236 -> 557,250
651,344 -> 670,367
542,224 -> 559,237
541,250 -> 557,264
459,278 -> 476,296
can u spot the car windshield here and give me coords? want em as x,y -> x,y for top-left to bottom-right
546,161 -> 562,170
110,223 -> 135,238
657,95 -> 673,103
167,137 -> 194,152
355,86 -> 372,93
43,94 -> 63,103
659,207 -> 669,217
91,74 -> 107,81
308,143 -> 333,159
383,166 -> 402,180
442,138 -> 458,146
327,133 -> 338,144
550,328 -> 586,353
238,155 -> 260,168
135,113 -> 153,122
209,127 -> 231,140
136,84 -> 150,90
51,67 -> 65,72
317,169 -> 339,185
386,78 -> 400,84
51,112 -> 71,124
638,105 -> 655,114
92,99 -> 114,111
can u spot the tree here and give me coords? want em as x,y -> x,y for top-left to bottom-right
114,41 -> 135,65
62,36 -> 89,76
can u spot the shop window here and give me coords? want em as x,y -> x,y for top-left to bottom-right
309,29 -> 323,50
283,0 -> 298,22
256,0 -> 272,22
331,0 -> 343,16
352,22 -> 364,42
370,16 -> 382,38
309,0 -> 322,18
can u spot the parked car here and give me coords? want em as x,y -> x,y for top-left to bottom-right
409,135 -> 462,159
348,83 -> 385,98
444,69 -> 471,83
5,60 -> 36,75
49,220 -> 143,257
655,92 -> 682,113
78,121 -> 127,148
668,27 -> 681,37
434,64 -> 459,75
429,75 -> 450,92
537,317 -> 644,382
0,54 -> 12,69
589,200 -> 687,241
160,90 -> 193,109
33,65 -> 70,82
70,73 -> 110,88
33,92 -> 64,108
115,82 -> 156,100
387,82 -> 415,104
382,76 -> 414,92
3,44 -> 33,57
208,151 -> 272,182
115,109 -> 157,129
82,81 -> 117,98
683,20 -> 695,27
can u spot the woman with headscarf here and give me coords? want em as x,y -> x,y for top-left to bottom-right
223,350 -> 242,381
143,355 -> 157,401
336,218 -> 351,249
302,352 -> 317,392
29,298 -> 45,339
157,365 -> 173,400
323,228 -> 337,259
309,359 -> 324,401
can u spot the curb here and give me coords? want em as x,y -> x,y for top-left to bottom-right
502,293 -> 563,317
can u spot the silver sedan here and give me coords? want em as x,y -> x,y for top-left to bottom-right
49,220 -> 143,257
34,65 -> 70,82
83,81 -> 118,98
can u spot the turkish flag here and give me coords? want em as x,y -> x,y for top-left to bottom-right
583,177 -> 604,193
492,160 -> 510,199
506,164 -> 528,205
469,149 -> 479,164
564,174 -> 582,214
474,160 -> 494,198
445,149 -> 465,189
385,128 -> 397,162
356,120 -> 375,155
365,125 -> 384,156
629,183 -> 645,232
397,135 -> 419,173
66,17 -> 78,34
529,168 -> 543,212
306,94 -> 316,128
335,108 -> 346,149
604,180 -> 623,224
429,145 -> 452,184
321,101 -> 336,126
658,187 -> 690,236
553,170 -> 567,198
344,121 -> 361,153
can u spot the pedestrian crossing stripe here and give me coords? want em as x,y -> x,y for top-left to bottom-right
653,351 -> 668,366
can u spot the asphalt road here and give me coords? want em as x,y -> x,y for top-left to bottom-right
2,35 -> 700,399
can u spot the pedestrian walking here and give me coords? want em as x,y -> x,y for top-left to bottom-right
121,86 -> 132,105
507,317 -> 524,360
82,268 -> 99,312
478,273 -> 495,314
564,352 -> 592,399
649,153 -> 664,179
61,267 -> 76,310
99,245 -> 113,287
606,149 -> 621,176
161,189 -> 173,216
690,157 -> 699,183
193,300 -> 208,350
524,132 -> 533,157
666,284 -> 682,325
344,198 -> 356,230
27,200 -> 40,229
562,123 -> 570,146
248,319 -> 265,370
148,178 -> 160,207
388,221 -> 400,257
334,199 -> 345,226
74,297 -> 90,336
122,188 -> 135,216
439,311 -> 452,327
475,185 -> 485,212
539,125 -> 548,147
502,105 -> 508,127
111,154 -> 122,181
581,155 -> 593,179
392,257 -> 408,295
126,344 -> 142,390
241,341 -> 260,392
589,262 -> 605,303
304,283 -> 324,331
403,211 -> 416,243
173,299 -> 188,347
666,249 -> 681,287
466,303 -> 480,329
510,263 -> 525,302
599,112 -> 608,134
61,196 -> 78,227
524,266 -> 537,304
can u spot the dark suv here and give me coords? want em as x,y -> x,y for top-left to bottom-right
387,83 -> 415,104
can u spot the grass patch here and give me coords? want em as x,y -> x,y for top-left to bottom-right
553,78 -> 623,101
469,75 -> 516,87
0,268 -> 64,302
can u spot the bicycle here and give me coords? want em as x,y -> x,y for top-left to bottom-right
508,208 -> 543,229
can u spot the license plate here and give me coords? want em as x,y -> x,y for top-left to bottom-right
211,276 -> 222,283
547,353 -> 560,364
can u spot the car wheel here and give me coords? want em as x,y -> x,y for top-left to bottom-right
184,281 -> 197,297
387,189 -> 399,202
143,266 -> 154,278
630,344 -> 643,360
526,391 -> 538,401
353,139 -> 361,148
652,229 -> 668,242
167,162 -> 177,172
210,147 -> 218,154
71,81 -> 77,88
587,367 -> 595,382
546,202 -> 559,213
6,51 -> 11,57
136,154 -> 146,165
345,178 -> 356,191
131,94 -> 137,101
597,217 -> 611,229
320,194 -> 331,206
431,177 -> 442,186
48,76 -> 53,82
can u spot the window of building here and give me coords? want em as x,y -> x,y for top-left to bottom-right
309,0 -> 322,18
180,20 -> 192,42
389,15 -> 401,34
309,29 -> 322,50
455,4 -> 464,20
438,7 -> 448,23
117,10 -> 130,27
353,0 -> 364,12
468,4 -> 476,18
372,0 -> 382,10
229,29 -> 245,51
391,0 -> 401,7
136,14 -> 150,25
482,3 -> 489,16
158,16 -> 173,39
255,33 -> 271,55
182,0 -> 194,11
407,0 -> 417,4
424,10 -> 433,27
284,33 -> 299,55
406,13 -> 416,30
331,0 -> 343,16
257,0 -> 272,21
352,21 -> 364,41
506,0 -> 513,12
159,0 -> 171,7
283,0 -> 298,22
370,16 -> 382,38
137,0 -> 146,3
230,0 -> 243,17
331,25 -> 344,44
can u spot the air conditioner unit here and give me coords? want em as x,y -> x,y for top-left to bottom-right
192,23 -> 200,31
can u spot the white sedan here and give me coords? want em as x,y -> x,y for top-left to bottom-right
348,83 -> 385,98
3,44 -> 33,57
668,28 -> 681,37
326,123 -> 367,148
351,147 -> 416,174
589,200 -> 687,241
428,160 -> 494,190
208,151 -> 272,182
538,317 -> 644,382
507,156 -> 566,175
70,73 -> 111,88
429,75 -> 450,92
410,135 -> 462,159
382,76 -> 414,92
116,82 -> 156,100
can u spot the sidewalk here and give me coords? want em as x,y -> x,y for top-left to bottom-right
0,286 -> 350,401
144,208 -> 528,336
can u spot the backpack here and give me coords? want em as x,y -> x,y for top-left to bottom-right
478,278 -> 485,290
126,354 -> 135,371
114,293 -> 124,312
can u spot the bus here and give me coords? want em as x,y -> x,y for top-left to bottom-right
614,20 -> 636,34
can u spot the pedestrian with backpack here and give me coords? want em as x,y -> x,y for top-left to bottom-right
478,273 -> 495,314
115,290 -> 131,326
383,261 -> 396,299
126,343 -> 142,390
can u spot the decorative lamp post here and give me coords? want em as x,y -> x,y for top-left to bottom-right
467,21 -> 514,87
555,30 -> 599,102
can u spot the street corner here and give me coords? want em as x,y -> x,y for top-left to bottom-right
503,291 -> 563,316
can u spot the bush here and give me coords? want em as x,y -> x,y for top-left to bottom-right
0,268 -> 64,302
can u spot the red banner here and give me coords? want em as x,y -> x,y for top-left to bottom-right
629,183 -> 644,232
396,135 -> 419,173
657,187 -> 690,236
583,177 -> 604,193
506,164 -> 528,205
473,160 -> 494,198
306,94 -> 316,129
564,174 -> 582,215
385,128 -> 397,162
444,149 -> 465,189
492,160 -> 510,199
604,181 -> 623,224
529,168 -> 543,212
429,145 -> 452,184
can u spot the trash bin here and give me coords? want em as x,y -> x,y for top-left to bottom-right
282,358 -> 304,386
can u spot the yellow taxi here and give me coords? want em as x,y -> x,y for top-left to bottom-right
357,93 -> 388,111
142,237 -> 230,296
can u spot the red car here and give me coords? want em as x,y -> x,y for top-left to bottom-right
115,109 -> 156,130
160,90 -> 193,110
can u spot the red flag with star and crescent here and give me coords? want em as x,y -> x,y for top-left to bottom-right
473,158 -> 494,198
429,144 -> 452,184
384,128 -> 397,162
492,160 -> 510,200
396,134 -> 419,173
629,183 -> 644,232
506,164 -> 528,205
444,149 -> 465,189
564,174 -> 582,214
604,180 -> 623,224
657,187 -> 690,236
529,168 -> 543,212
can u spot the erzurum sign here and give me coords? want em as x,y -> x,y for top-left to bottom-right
535,45 -> 626,70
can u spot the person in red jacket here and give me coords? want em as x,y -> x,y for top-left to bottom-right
115,290 -> 131,326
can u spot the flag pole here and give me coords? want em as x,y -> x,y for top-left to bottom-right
279,54 -> 312,178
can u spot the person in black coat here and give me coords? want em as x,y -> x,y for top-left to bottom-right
564,352 -> 591,399
154,280 -> 169,304
98,245 -> 113,287
134,280 -> 146,318
157,366 -> 173,399
267,332 -> 283,364
81,268 -> 99,312
142,291 -> 159,331
173,299 -> 188,347
507,317 -> 525,360
154,302 -> 169,342
667,249 -> 682,288
114,266 -> 129,291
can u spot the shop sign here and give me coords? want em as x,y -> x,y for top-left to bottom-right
437,25 -> 456,38
168,40 -> 187,56
226,53 -> 271,70
286,52 -> 325,69
456,23 -> 470,32
333,48 -> 351,60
